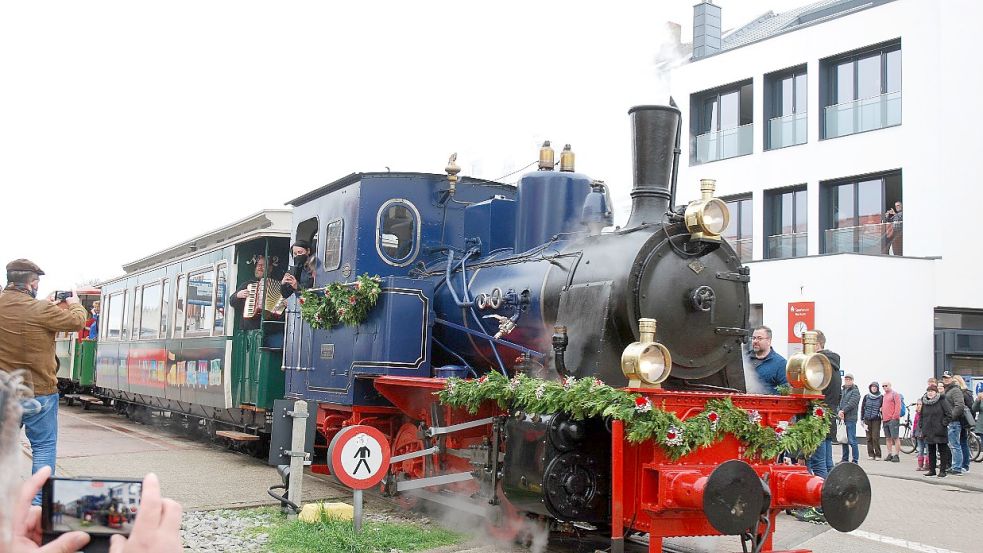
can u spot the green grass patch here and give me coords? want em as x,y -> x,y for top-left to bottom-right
237,507 -> 464,553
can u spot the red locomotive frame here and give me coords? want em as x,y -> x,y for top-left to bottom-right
311,378 -> 867,553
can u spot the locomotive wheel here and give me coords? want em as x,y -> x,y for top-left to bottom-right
484,483 -> 525,542
389,423 -> 427,508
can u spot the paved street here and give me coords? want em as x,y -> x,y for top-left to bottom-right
18,404 -> 983,552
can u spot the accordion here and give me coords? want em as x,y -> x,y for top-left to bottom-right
244,278 -> 284,319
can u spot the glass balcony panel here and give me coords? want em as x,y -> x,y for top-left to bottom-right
767,112 -> 807,149
824,222 -> 902,255
695,124 -> 754,163
767,233 -> 807,259
824,91 -> 902,139
729,237 -> 752,262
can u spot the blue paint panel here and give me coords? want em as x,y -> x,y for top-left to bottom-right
300,277 -> 432,406
514,171 -> 592,252
464,198 -> 516,255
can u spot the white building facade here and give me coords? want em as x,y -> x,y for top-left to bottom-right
669,0 -> 983,410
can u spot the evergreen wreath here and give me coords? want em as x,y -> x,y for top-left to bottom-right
300,274 -> 382,329
437,372 -> 832,460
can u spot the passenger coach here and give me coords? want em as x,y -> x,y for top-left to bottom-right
94,210 -> 291,441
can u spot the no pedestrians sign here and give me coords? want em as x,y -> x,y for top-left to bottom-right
327,425 -> 391,490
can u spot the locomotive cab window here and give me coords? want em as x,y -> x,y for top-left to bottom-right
323,219 -> 343,271
377,199 -> 419,266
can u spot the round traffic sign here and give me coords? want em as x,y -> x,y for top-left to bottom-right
327,425 -> 392,490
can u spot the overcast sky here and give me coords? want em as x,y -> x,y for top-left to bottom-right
0,1 -> 808,295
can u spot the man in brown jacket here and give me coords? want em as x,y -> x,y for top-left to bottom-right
0,259 -> 87,502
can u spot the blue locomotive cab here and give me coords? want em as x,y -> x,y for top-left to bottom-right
281,172 -> 516,406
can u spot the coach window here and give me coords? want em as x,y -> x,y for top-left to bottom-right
323,220 -> 343,271
140,282 -> 162,339
213,263 -> 227,335
377,199 -> 420,266
185,268 -> 215,337
129,286 -> 142,341
173,275 -> 186,338
106,291 -> 125,340
160,279 -> 170,337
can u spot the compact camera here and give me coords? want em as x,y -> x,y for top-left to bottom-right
42,476 -> 143,552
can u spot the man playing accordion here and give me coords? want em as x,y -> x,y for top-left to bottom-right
229,255 -> 283,330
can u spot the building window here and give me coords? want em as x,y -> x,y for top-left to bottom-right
691,80 -> 753,164
822,171 -> 902,255
765,66 -> 807,150
822,40 -> 901,139
765,186 -> 807,259
722,195 -> 752,262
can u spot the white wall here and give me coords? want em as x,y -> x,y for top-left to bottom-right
748,254 -> 937,415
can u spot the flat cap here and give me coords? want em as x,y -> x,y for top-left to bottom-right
6,258 -> 44,275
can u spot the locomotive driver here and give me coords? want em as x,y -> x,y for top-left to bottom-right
280,239 -> 320,299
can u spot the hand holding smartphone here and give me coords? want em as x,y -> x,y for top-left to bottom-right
42,477 -> 143,537
35,472 -> 181,553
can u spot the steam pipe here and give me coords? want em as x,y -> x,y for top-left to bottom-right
668,97 -> 682,211
625,105 -> 682,229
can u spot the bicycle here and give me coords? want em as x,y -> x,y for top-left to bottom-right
899,403 -> 916,454
970,431 -> 982,463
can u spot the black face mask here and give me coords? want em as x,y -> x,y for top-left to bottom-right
293,254 -> 309,267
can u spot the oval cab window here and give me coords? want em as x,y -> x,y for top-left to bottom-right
376,199 -> 420,266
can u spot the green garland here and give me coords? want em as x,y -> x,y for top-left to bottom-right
300,274 -> 382,329
437,372 -> 832,460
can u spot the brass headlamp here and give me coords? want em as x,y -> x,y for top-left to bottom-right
684,179 -> 730,242
785,330 -> 833,393
621,318 -> 672,388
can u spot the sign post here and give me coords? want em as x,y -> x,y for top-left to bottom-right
327,425 -> 391,531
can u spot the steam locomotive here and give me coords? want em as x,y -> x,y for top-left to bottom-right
271,105 -> 871,552
80,103 -> 870,552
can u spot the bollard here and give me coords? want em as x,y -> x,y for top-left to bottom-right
286,400 -> 309,519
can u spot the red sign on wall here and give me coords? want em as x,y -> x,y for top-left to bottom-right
788,302 -> 815,345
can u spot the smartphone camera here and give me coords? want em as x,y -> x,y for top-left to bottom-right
43,477 -> 142,547
53,291 -> 73,301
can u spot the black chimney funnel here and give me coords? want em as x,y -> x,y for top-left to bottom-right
625,104 -> 681,228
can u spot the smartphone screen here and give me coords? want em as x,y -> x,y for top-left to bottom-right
42,477 -> 142,536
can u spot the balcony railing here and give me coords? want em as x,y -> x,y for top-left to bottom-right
824,222 -> 902,255
695,124 -> 753,164
767,112 -> 807,149
728,237 -> 752,262
766,232 -> 807,259
824,91 -> 901,139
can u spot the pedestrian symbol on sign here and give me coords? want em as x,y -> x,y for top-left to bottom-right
353,436 -> 371,475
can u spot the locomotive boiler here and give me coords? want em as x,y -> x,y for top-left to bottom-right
272,104 -> 871,553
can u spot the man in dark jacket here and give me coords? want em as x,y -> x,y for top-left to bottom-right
815,330 -> 841,475
838,374 -> 861,463
920,384 -> 953,477
748,326 -> 787,395
942,371 -> 966,475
